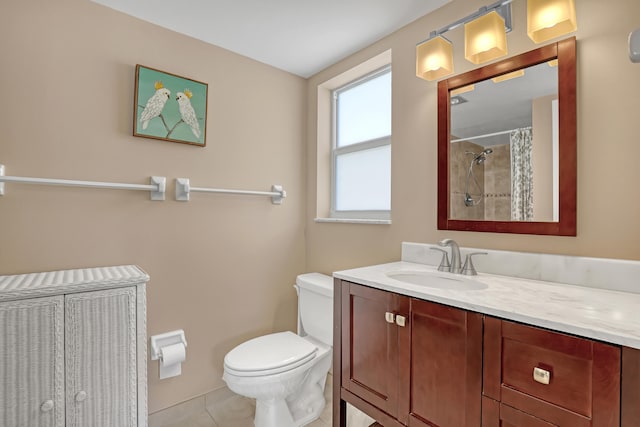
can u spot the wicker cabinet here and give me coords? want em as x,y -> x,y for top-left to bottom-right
0,296 -> 65,427
0,266 -> 149,427
65,288 -> 139,427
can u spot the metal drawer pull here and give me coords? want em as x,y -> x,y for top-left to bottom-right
385,312 -> 395,324
395,315 -> 406,327
533,367 -> 551,385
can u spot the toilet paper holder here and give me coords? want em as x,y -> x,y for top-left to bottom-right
150,329 -> 188,361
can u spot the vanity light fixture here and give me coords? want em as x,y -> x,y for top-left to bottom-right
416,0 -> 580,82
465,10 -> 508,64
451,84 -> 475,96
527,0 -> 577,43
415,0 -> 512,81
416,34 -> 454,81
491,69 -> 525,83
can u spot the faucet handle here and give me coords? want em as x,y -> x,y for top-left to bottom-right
461,252 -> 487,276
430,247 -> 451,272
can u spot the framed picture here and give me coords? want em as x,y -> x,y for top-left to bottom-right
133,65 -> 208,147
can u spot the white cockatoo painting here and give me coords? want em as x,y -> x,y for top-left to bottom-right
176,89 -> 201,139
139,81 -> 171,130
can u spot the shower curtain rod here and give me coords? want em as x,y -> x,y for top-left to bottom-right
451,126 -> 531,143
0,164 -> 166,200
175,178 -> 286,205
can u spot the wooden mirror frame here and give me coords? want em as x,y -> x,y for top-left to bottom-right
437,37 -> 576,236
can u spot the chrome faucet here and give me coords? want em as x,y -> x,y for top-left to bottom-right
438,239 -> 461,273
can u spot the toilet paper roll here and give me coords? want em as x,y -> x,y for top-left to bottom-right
161,343 -> 186,365
159,343 -> 186,379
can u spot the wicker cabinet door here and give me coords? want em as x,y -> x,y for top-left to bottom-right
0,296 -> 65,427
65,287 -> 137,427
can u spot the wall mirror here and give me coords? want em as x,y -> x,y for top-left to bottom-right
437,37 -> 576,235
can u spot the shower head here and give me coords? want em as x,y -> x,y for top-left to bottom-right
473,148 -> 493,165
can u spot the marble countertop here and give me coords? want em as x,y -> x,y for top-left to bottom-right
334,261 -> 640,350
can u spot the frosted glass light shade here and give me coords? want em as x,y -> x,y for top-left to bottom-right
416,36 -> 454,81
465,11 -> 508,64
527,0 -> 577,43
451,84 -> 475,96
492,69 -> 525,83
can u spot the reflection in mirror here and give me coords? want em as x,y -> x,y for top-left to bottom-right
449,61 -> 558,222
437,37 -> 576,236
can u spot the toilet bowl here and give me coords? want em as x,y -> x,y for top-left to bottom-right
222,273 -> 333,427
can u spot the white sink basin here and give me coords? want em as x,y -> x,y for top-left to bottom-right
385,271 -> 488,291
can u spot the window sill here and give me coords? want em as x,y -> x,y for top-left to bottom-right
314,217 -> 392,225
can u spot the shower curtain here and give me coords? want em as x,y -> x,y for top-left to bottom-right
510,128 -> 533,221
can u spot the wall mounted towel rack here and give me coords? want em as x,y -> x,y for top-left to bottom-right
175,178 -> 286,205
0,164 -> 166,200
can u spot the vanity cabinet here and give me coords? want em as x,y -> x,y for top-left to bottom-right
334,277 -> 640,427
0,266 -> 148,427
338,280 -> 482,427
482,317 -> 621,427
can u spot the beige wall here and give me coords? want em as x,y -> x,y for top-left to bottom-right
532,94 -> 557,221
306,0 -> 640,275
0,0 -> 306,413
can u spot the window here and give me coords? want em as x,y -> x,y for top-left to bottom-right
331,66 -> 391,220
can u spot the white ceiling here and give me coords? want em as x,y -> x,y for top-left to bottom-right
90,0 -> 450,78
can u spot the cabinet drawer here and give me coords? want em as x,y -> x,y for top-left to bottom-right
482,396 -> 560,427
501,325 -> 592,416
484,317 -> 621,427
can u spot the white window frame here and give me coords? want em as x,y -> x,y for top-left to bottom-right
330,65 -> 392,221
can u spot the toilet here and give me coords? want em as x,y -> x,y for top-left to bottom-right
222,273 -> 333,427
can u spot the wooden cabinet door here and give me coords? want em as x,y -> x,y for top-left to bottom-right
341,282 -> 407,419
400,298 -> 483,427
0,296 -> 65,427
65,287 -> 137,427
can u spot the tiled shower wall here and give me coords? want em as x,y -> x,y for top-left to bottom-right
483,143 -> 511,221
450,140 -> 485,220
450,141 -> 511,221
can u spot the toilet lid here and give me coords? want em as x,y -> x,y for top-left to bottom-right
224,331 -> 317,374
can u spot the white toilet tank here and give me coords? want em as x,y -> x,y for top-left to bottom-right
295,273 -> 333,346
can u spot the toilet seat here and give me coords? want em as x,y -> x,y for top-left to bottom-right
224,331 -> 318,377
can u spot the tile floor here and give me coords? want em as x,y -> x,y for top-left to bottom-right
149,374 -> 376,427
